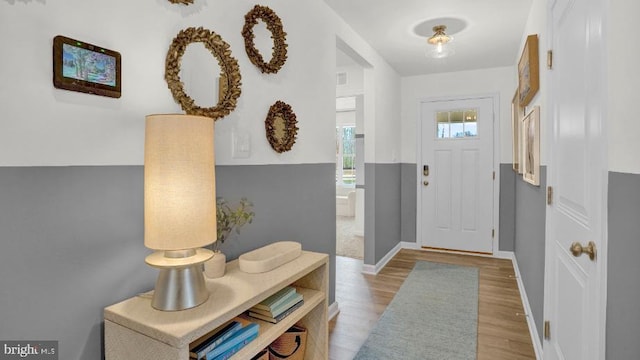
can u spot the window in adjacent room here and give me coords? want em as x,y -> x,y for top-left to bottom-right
336,124 -> 356,185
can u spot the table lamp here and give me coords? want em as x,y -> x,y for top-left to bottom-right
144,114 -> 216,311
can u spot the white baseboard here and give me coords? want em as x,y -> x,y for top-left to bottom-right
361,263 -> 376,274
401,241 -> 420,250
493,250 -> 515,260
510,253 -> 544,360
328,301 -> 340,321
361,242 -> 403,275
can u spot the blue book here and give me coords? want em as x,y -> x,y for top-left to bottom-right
205,323 -> 259,360
211,332 -> 259,360
190,321 -> 242,359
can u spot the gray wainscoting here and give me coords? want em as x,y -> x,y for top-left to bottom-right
400,163 -> 417,244
514,165 -> 547,341
499,164 -> 516,252
214,164 -> 336,304
0,163 -> 336,360
607,171 -> 640,359
365,163 -> 402,264
0,166 -> 153,360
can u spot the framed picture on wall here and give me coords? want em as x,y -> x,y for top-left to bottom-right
522,106 -> 540,186
512,88 -> 524,174
518,34 -> 539,107
53,35 -> 121,98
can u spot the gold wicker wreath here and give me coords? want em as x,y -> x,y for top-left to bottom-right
265,101 -> 298,153
165,27 -> 242,121
242,5 -> 288,74
168,0 -> 193,4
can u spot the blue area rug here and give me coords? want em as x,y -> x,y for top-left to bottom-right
353,261 -> 479,360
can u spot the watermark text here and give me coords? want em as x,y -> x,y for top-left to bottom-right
0,342 -> 57,359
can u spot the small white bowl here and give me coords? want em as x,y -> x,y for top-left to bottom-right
239,241 -> 302,273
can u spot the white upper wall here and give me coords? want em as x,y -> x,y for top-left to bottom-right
518,0 -> 639,174
401,66 -> 516,164
1,0 -> 394,166
608,1 -> 640,174
331,16 -> 402,164
373,64 -> 402,163
336,65 -> 364,97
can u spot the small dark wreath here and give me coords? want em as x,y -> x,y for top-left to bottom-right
265,101 -> 298,153
165,27 -> 242,121
168,0 -> 193,4
242,5 -> 288,74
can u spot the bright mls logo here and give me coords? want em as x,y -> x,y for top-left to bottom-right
0,341 -> 57,360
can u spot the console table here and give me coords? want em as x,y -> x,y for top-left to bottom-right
104,250 -> 328,360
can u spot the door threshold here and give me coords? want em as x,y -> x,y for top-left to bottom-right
421,246 -> 492,257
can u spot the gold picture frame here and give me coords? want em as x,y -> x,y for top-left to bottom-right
165,27 -> 242,121
518,34 -> 539,107
242,5 -> 288,74
512,89 -> 523,173
522,106 -> 540,186
265,101 -> 298,153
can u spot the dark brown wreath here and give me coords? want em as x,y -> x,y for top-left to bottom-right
242,5 -> 288,74
168,0 -> 193,4
265,101 -> 298,153
165,27 -> 242,121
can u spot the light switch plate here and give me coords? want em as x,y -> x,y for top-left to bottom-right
232,130 -> 250,158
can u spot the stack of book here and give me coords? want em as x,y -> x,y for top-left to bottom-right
189,321 -> 259,360
247,286 -> 304,324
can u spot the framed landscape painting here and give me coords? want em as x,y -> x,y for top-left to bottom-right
518,34 -> 539,106
522,106 -> 540,186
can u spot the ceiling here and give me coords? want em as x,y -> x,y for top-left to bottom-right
326,0 -> 533,76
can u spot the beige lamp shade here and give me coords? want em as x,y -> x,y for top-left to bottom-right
144,114 -> 216,251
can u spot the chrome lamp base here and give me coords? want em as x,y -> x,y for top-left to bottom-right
146,248 -> 214,311
152,265 -> 208,311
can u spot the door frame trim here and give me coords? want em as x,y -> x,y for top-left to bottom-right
415,93 -> 500,254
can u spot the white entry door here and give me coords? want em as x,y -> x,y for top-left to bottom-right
419,97 -> 495,253
544,0 -> 607,358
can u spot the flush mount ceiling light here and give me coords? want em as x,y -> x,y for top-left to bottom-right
426,25 -> 454,59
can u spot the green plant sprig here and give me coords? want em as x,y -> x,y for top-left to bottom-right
213,197 -> 254,251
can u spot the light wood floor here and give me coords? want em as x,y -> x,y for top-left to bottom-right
328,249 -> 536,360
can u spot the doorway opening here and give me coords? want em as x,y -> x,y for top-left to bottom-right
336,95 -> 362,259
335,43 -> 368,260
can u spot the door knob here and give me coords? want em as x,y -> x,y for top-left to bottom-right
570,241 -> 596,261
423,181 -> 429,186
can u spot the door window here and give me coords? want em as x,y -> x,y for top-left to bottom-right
436,109 -> 478,139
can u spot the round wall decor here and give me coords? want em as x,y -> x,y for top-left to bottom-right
165,27 -> 242,121
265,101 -> 298,153
242,5 -> 288,74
